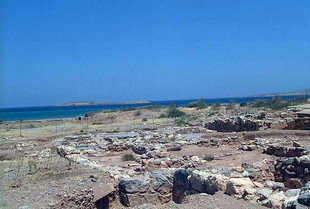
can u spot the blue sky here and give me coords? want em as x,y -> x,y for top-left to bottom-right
1,0 -> 309,107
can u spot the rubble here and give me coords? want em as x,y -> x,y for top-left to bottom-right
274,155 -> 310,188
264,145 -> 308,157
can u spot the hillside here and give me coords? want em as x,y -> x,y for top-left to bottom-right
249,89 -> 310,97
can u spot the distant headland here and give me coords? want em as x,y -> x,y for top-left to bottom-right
246,89 -> 310,98
55,100 -> 150,106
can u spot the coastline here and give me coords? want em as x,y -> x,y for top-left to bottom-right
1,95 -> 309,122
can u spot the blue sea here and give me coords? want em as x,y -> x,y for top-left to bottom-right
0,96 -> 308,122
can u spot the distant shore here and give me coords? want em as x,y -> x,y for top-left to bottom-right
1,95 -> 309,122
55,100 -> 150,106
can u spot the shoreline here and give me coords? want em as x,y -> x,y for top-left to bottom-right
1,95 -> 309,122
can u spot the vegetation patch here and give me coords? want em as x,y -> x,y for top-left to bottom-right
203,154 -> 214,161
121,154 -> 136,161
166,104 -> 186,118
249,96 -> 308,110
174,119 -> 187,126
187,98 -> 207,109
134,110 -> 142,117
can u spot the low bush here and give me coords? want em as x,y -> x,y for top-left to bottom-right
166,104 -> 186,118
174,119 -> 187,126
203,154 -> 214,161
121,107 -> 136,111
112,128 -> 119,133
249,96 -> 306,110
226,101 -> 236,110
158,113 -> 166,118
211,103 -> 221,110
121,154 -> 136,161
240,102 -> 247,107
187,98 -> 207,109
134,110 -> 141,117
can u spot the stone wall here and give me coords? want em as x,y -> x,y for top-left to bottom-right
287,117 -> 310,130
205,117 -> 259,132
264,145 -> 307,157
117,167 -> 310,208
119,169 -> 173,207
274,155 -> 310,189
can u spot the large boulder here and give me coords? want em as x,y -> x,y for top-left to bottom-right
119,177 -> 151,206
119,177 -> 151,194
119,170 -> 174,207
225,178 -> 256,198
190,171 -> 228,194
298,183 -> 310,207
262,191 -> 286,209
297,193 -> 310,207
172,169 -> 193,203
256,189 -> 273,201
132,145 -> 147,155
150,170 -> 173,202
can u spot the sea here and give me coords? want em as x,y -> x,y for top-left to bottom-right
0,96 -> 308,122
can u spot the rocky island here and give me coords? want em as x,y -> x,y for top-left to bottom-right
56,100 -> 150,106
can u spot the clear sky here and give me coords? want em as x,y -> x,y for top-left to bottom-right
1,0 -> 309,107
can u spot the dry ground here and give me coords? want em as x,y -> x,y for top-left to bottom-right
0,106 -> 309,209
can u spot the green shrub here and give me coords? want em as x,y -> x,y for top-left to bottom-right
174,119 -> 187,126
203,154 -> 214,161
251,99 -> 268,108
269,96 -> 286,110
249,96 -> 309,110
166,104 -> 186,118
211,103 -> 221,110
287,96 -> 308,106
121,107 -> 136,111
226,101 -> 236,110
134,110 -> 141,117
142,105 -> 164,110
121,154 -> 136,161
187,98 -> 207,109
240,102 -> 247,107
158,113 -> 166,118
112,128 -> 119,133
142,118 -> 147,122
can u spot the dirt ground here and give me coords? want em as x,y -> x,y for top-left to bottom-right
158,193 -> 265,209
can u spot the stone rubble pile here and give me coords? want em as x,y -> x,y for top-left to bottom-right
264,145 -> 308,157
274,155 -> 310,189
